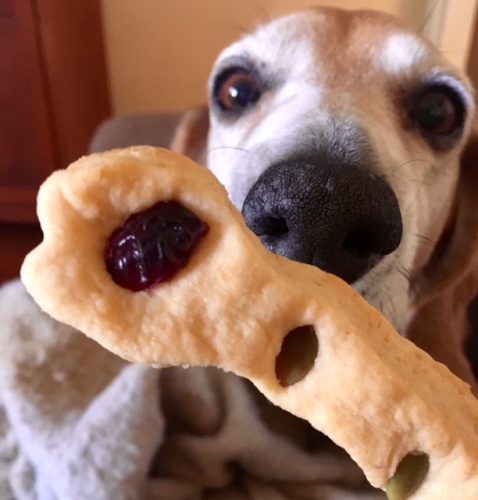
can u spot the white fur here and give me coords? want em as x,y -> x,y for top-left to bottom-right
378,33 -> 427,74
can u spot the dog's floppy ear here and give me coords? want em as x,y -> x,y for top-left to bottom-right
408,124 -> 478,389
171,105 -> 209,164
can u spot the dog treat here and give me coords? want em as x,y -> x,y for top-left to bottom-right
21,147 -> 478,498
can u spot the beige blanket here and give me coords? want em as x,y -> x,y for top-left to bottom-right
0,279 -> 384,500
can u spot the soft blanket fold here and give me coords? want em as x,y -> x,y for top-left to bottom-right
0,279 -> 383,499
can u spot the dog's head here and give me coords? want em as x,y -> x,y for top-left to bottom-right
173,7 -> 478,343
205,7 -> 478,335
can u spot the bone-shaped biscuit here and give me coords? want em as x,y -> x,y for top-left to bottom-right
21,147 -> 478,498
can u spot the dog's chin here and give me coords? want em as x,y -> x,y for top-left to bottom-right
352,260 -> 414,335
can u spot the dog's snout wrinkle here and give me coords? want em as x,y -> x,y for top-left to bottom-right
242,158 -> 403,284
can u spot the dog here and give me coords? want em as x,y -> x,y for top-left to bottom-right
172,6 -> 478,390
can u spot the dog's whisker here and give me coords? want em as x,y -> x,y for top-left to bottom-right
398,265 -> 413,283
415,233 -> 437,246
248,0 -> 274,26
218,2 -> 273,40
417,0 -> 440,36
388,159 -> 433,179
217,1 -> 274,38
218,20 -> 259,39
207,146 -> 251,155
409,178 -> 432,187
397,158 -> 432,169
387,160 -> 433,192
413,234 -> 439,261
385,289 -> 400,331
384,263 -> 412,284
371,281 -> 399,329
389,160 -> 435,219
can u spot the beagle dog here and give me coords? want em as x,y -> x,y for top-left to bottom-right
172,6 -> 478,390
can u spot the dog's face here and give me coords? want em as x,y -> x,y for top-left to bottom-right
206,8 -> 475,334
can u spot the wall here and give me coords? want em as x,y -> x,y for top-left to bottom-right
100,0 -> 474,114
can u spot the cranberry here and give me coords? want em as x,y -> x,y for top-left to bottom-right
105,201 -> 209,291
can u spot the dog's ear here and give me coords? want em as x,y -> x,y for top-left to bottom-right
171,105 -> 209,164
408,124 -> 478,389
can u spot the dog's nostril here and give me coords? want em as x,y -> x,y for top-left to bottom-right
342,227 -> 377,259
257,215 -> 289,237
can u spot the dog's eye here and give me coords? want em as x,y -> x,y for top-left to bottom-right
411,87 -> 464,138
214,69 -> 261,112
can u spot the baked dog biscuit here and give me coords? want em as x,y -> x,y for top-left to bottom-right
21,147 -> 478,498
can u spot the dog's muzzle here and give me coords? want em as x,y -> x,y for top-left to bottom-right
242,157 -> 403,284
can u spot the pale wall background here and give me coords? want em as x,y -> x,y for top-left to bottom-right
100,0 -> 477,114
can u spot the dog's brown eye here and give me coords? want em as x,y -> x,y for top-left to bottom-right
412,87 -> 463,137
214,69 -> 261,112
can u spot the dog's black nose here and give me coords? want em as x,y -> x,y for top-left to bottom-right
242,158 -> 402,283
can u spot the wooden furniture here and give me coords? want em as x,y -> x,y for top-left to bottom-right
0,223 -> 42,283
0,0 -> 110,282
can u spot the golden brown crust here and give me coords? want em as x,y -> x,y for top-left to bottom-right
21,147 -> 478,497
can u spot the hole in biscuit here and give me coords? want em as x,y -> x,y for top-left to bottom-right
386,452 -> 429,500
275,325 -> 318,387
